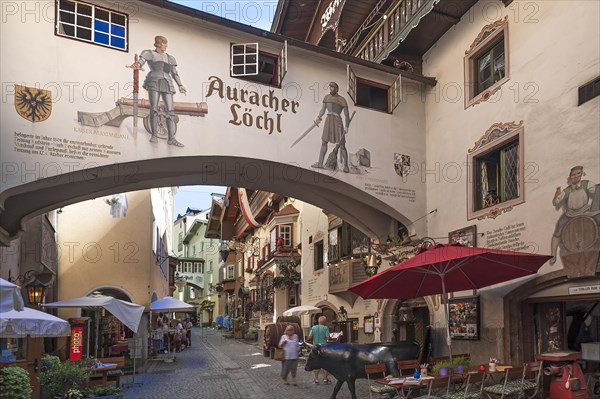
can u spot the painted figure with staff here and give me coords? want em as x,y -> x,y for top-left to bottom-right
291,82 -> 354,173
312,82 -> 351,173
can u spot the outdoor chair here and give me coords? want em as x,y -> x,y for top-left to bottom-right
519,361 -> 542,399
411,375 -> 452,399
397,359 -> 420,375
365,363 -> 399,399
447,370 -> 486,399
482,365 -> 526,399
395,359 -> 424,398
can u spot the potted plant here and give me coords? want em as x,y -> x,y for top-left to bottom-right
38,354 -> 91,399
0,366 -> 32,399
452,356 -> 472,374
245,327 -> 258,341
432,359 -> 452,376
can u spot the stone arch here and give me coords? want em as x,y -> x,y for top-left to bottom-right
0,156 -> 413,244
85,285 -> 135,303
313,299 -> 339,325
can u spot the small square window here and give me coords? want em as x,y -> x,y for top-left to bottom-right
467,122 -> 524,220
464,18 -> 509,108
56,0 -> 128,51
347,65 -> 401,113
230,41 -> 287,87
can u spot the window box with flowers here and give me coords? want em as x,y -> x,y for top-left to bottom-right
251,299 -> 273,314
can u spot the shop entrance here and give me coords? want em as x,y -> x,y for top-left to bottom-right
82,288 -> 134,359
532,299 -> 599,354
526,295 -> 600,373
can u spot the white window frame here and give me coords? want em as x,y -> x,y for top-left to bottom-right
270,224 -> 293,248
226,264 -> 235,280
467,122 -> 524,220
55,0 -> 128,51
230,41 -> 288,87
347,65 -> 401,113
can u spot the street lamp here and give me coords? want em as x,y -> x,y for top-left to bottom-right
398,301 -> 415,324
26,278 -> 47,305
174,272 -> 186,292
219,241 -> 230,262
8,270 -> 48,306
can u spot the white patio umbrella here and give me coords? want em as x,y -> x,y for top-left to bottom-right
282,305 -> 322,317
44,294 -> 144,357
150,297 -> 194,360
150,296 -> 194,312
0,277 -> 25,313
44,294 -> 144,332
0,307 -> 70,338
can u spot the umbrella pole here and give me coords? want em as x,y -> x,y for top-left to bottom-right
440,279 -> 453,363
95,309 -> 100,358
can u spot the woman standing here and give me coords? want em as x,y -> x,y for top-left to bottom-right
278,325 -> 299,386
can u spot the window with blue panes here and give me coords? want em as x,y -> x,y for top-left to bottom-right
56,0 -> 127,51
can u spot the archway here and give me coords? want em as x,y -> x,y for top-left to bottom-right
0,156 -> 413,245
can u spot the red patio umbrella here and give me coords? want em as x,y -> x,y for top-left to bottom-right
349,243 -> 552,357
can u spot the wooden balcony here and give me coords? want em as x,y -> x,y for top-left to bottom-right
328,258 -> 370,306
350,0 -> 477,67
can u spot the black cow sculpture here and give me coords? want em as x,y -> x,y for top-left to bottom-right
305,341 -> 420,399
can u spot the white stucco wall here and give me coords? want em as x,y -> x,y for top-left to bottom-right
1,0 -> 429,241
422,0 -> 599,328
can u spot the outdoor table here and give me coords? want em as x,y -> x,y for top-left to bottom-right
376,376 -> 432,398
94,363 -> 117,386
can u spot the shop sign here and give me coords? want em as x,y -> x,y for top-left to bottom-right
70,326 -> 84,361
321,0 -> 346,31
568,285 -> 600,295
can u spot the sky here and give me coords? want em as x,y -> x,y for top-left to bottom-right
170,1 -> 276,218
174,185 -> 226,217
170,0 -> 277,30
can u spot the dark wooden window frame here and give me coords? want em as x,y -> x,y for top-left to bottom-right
464,18 -> 509,108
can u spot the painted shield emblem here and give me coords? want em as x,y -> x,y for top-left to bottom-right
15,85 -> 52,122
394,153 -> 411,177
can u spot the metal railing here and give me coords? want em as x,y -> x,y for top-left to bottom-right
351,0 -> 433,63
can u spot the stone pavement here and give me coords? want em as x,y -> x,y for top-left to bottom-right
121,327 -> 375,398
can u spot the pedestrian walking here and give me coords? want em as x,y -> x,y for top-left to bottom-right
185,318 -> 193,347
308,315 -> 332,384
278,324 -> 299,386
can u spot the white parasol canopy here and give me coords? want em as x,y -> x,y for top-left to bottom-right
44,294 -> 144,333
0,278 -> 25,313
1,307 -> 70,338
282,305 -> 322,317
150,296 -> 194,312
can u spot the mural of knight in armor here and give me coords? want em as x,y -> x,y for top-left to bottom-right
312,82 -> 351,173
132,35 -> 187,147
551,165 -> 600,265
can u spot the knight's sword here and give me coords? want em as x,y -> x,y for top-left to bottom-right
126,54 -> 143,137
290,120 -> 320,148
